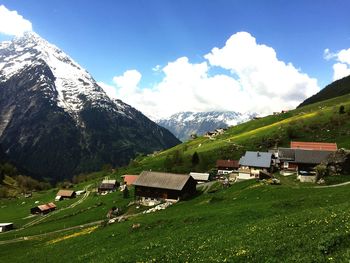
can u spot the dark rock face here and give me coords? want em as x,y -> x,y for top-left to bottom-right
0,34 -> 180,182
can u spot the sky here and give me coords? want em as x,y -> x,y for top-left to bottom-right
0,0 -> 350,119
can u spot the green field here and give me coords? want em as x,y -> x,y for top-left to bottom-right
2,176 -> 350,262
1,94 -> 350,261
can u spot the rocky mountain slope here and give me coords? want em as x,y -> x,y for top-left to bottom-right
298,74 -> 350,107
156,111 -> 256,141
0,32 -> 180,182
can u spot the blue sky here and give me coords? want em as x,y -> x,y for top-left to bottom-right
1,1 -> 350,118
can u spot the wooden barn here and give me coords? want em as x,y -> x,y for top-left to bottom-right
216,160 -> 239,175
56,190 -> 76,201
133,171 -> 197,202
30,202 -> 56,215
98,179 -> 119,193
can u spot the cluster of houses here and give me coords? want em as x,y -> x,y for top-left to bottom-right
124,140 -> 338,205
204,128 -> 227,139
0,140 -> 338,232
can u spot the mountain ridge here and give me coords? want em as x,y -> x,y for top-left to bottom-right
0,32 -> 180,182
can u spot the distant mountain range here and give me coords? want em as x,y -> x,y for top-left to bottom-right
298,75 -> 350,107
0,32 -> 180,182
156,111 -> 257,141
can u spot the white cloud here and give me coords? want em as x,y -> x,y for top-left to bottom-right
100,32 -> 320,120
324,47 -> 350,81
97,82 -> 118,99
0,5 -> 32,36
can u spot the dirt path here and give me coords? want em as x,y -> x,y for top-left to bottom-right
0,212 -> 141,245
22,184 -> 91,229
314,181 -> 350,188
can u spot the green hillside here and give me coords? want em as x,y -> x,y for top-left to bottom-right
1,94 -> 350,262
2,176 -> 350,262
298,75 -> 350,108
120,93 -> 350,176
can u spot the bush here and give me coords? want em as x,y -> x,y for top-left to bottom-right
339,105 -> 345,114
315,164 -> 327,181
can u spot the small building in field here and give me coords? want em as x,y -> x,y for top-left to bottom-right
216,160 -> 239,175
189,172 -> 210,183
133,171 -> 197,203
121,175 -> 139,186
98,179 -> 119,193
0,223 -> 14,232
290,141 -> 337,151
55,190 -> 76,201
30,202 -> 56,215
239,151 -> 273,178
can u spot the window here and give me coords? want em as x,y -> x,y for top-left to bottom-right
283,162 -> 289,168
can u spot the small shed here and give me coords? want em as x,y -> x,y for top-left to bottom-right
56,190 -> 76,201
98,179 -> 119,193
30,202 -> 56,215
121,175 -> 139,186
189,172 -> 210,183
133,171 -> 197,202
0,223 -> 14,232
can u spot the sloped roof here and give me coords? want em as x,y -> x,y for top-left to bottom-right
101,179 -> 117,185
37,202 -> 56,211
216,160 -> 239,169
291,141 -> 337,151
189,172 -> 210,181
56,190 -> 75,197
294,149 -> 332,164
278,148 -> 295,160
239,151 -> 272,168
133,171 -> 193,191
122,175 -> 139,185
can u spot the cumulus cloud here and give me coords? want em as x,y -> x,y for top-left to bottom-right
324,48 -> 350,81
100,32 -> 320,120
0,5 -> 32,36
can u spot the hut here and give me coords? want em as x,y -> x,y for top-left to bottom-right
30,202 -> 56,215
98,179 -> 119,193
189,172 -> 210,183
133,171 -> 197,203
56,190 -> 76,201
0,223 -> 14,232
216,160 -> 239,175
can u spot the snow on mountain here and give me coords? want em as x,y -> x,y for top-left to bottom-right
0,32 -> 180,181
0,32 -> 116,120
157,111 -> 257,141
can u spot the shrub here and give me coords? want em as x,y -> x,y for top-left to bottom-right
339,105 -> 345,114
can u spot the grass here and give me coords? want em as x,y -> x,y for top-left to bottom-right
2,180 -> 350,262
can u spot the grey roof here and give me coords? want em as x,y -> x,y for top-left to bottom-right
294,149 -> 332,164
133,171 -> 193,191
189,172 -> 210,181
239,151 -> 272,168
278,148 -> 295,161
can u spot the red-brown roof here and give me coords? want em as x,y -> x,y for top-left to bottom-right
122,175 -> 138,185
216,160 -> 239,169
56,190 -> 75,197
290,141 -> 337,151
37,202 -> 56,211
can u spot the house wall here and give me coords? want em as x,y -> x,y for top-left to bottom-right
238,172 -> 254,180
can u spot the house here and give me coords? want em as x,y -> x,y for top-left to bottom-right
277,148 -> 298,175
275,147 -> 334,181
216,160 -> 239,175
98,179 -> 119,193
133,171 -> 197,204
55,190 -> 76,201
189,172 -> 210,183
30,202 -> 56,215
121,175 -> 139,186
290,141 -> 337,151
238,151 -> 272,179
0,223 -> 14,232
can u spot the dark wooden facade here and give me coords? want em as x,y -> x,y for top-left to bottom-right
135,177 -> 197,201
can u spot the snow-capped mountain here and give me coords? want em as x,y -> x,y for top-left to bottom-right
157,111 -> 257,141
0,32 -> 180,182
